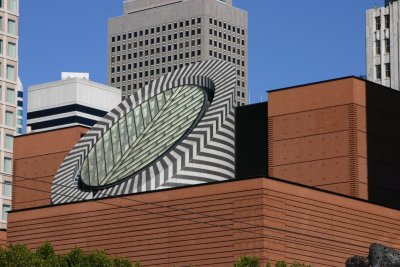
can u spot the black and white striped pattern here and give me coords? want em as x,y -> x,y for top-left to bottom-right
51,60 -> 237,204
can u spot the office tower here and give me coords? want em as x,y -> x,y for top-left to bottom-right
366,0 -> 400,89
0,0 -> 19,229
27,73 -> 121,133
108,0 -> 248,105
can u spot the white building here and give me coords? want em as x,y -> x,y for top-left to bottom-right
27,73 -> 122,133
366,0 -> 400,89
0,0 -> 20,229
108,0 -> 248,105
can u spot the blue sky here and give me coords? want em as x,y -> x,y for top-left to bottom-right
20,0 -> 383,104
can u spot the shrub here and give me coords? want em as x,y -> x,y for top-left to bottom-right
234,256 -> 311,267
234,255 -> 261,267
0,242 -> 134,267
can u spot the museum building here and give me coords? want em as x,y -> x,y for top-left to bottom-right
6,61 -> 400,266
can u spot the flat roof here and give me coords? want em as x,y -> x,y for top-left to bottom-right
266,75 -> 395,93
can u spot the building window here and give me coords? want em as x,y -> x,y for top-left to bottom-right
5,134 -> 12,150
5,111 -> 13,126
385,38 -> 390,53
3,181 -> 11,198
376,65 -> 382,79
7,19 -> 15,35
2,205 -> 10,221
376,16 -> 381,30
4,157 -> 12,174
6,88 -> 14,103
385,15 -> 390,28
6,65 -> 14,80
8,0 -> 17,12
385,63 -> 391,78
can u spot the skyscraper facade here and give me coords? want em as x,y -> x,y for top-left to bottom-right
0,0 -> 19,229
366,0 -> 400,89
108,0 -> 248,105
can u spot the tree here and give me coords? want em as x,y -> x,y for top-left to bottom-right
234,256 -> 311,267
0,242 -> 134,267
234,256 -> 261,267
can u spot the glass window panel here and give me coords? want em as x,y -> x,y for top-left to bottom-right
0,40 -> 3,54
156,93 -> 166,109
6,88 -> 14,103
164,89 -> 173,100
95,139 -> 106,182
7,42 -> 15,58
5,134 -> 12,150
2,205 -> 10,221
149,97 -> 159,118
6,111 -> 14,127
3,181 -> 11,198
8,0 -> 17,12
80,158 -> 90,186
88,148 -> 98,186
103,131 -> 114,174
141,101 -> 152,127
111,124 -> 122,163
5,111 -> 13,126
126,110 -> 137,144
4,157 -> 11,174
134,106 -> 144,135
6,65 -> 14,80
7,19 -> 15,35
118,118 -> 129,153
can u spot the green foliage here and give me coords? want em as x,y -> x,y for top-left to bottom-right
267,260 -> 311,267
290,262 -> 311,267
0,242 -> 134,267
234,256 -> 260,267
275,261 -> 287,267
0,244 -> 312,267
234,257 -> 311,267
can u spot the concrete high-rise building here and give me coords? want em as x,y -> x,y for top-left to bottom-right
0,0 -> 20,229
366,0 -> 400,89
108,0 -> 248,105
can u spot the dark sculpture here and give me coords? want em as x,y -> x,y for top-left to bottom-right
346,243 -> 400,267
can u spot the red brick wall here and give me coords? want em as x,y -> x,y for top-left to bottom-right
268,77 -> 400,209
8,178 -> 400,267
13,127 -> 88,210
0,230 -> 6,248
268,78 -> 368,199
